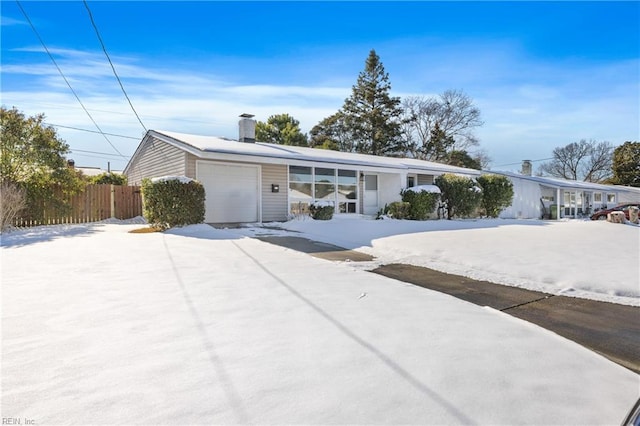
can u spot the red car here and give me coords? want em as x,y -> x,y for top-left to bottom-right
590,203 -> 640,220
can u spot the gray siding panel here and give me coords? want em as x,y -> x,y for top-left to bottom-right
185,154 -> 198,179
126,138 -> 187,185
261,164 -> 288,222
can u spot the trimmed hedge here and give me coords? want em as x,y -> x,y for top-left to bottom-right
141,177 -> 205,230
309,203 -> 334,220
388,201 -> 411,219
476,174 -> 514,218
435,174 -> 483,220
401,189 -> 440,220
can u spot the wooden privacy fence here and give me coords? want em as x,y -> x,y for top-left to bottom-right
13,184 -> 143,227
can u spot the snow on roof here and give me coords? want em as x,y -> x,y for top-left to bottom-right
151,130 -> 482,175
405,184 -> 441,194
493,171 -> 636,192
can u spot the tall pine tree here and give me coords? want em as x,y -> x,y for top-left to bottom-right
341,50 -> 405,156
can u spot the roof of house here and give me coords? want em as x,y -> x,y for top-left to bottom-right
147,130 -> 483,176
493,170 -> 640,194
76,166 -> 123,177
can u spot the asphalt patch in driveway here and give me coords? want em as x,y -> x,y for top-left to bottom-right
256,236 -> 375,262
373,263 -> 640,374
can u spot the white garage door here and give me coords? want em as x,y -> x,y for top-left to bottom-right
197,162 -> 260,223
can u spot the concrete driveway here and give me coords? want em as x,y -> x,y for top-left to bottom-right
258,235 -> 640,374
2,224 -> 638,424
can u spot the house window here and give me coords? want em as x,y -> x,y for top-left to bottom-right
289,166 -> 312,213
314,168 -> 336,201
338,170 -> 357,213
607,193 -> 616,203
407,176 -> 415,188
541,195 -> 555,202
594,193 -> 602,203
289,166 -> 358,214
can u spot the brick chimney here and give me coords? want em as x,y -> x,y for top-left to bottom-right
238,113 -> 256,143
521,160 -> 532,176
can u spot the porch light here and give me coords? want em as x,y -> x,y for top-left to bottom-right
271,184 -> 279,193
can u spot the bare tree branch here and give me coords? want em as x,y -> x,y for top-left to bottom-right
402,90 -> 483,161
539,139 -> 613,182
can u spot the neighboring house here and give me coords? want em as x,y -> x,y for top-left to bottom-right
124,114 -> 481,223
494,170 -> 640,220
68,161 -> 124,178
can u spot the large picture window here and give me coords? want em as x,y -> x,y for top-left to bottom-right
314,168 -> 336,200
288,166 -> 358,214
289,166 -> 312,214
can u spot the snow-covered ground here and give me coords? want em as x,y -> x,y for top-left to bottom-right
1,220 -> 638,424
237,217 -> 640,306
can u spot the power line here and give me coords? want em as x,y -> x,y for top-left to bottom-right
3,100 -> 225,126
15,0 -> 127,159
70,148 -> 131,158
83,0 -> 147,132
69,151 -> 129,162
44,122 -> 140,140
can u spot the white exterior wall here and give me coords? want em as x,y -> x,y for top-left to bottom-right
617,190 -> 640,204
499,176 -> 542,219
378,172 -> 404,209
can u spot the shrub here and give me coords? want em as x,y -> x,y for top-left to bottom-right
309,202 -> 334,220
388,201 -> 411,219
0,181 -> 26,231
401,187 -> 440,220
435,174 -> 483,220
141,177 -> 205,230
476,174 -> 514,218
88,172 -> 127,185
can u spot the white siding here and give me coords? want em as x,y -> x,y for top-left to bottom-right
378,172 -> 403,210
126,138 -> 187,185
500,177 -> 543,219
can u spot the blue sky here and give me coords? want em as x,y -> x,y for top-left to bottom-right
2,1 -> 639,172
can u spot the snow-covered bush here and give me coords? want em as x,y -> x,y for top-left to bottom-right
309,201 -> 334,220
141,177 -> 205,230
476,174 -> 514,218
401,185 -> 441,220
435,174 -> 483,220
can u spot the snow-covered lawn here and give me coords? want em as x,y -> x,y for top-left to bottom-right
1,220 -> 638,424
240,217 -> 640,306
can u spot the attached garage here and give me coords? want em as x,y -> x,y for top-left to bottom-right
196,161 -> 260,223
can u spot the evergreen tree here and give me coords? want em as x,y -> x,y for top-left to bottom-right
255,113 -> 308,146
611,141 -> 640,187
446,150 -> 482,170
341,49 -> 405,156
426,122 -> 455,162
309,112 -> 351,152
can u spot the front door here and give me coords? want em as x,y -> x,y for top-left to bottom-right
364,174 -> 378,215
